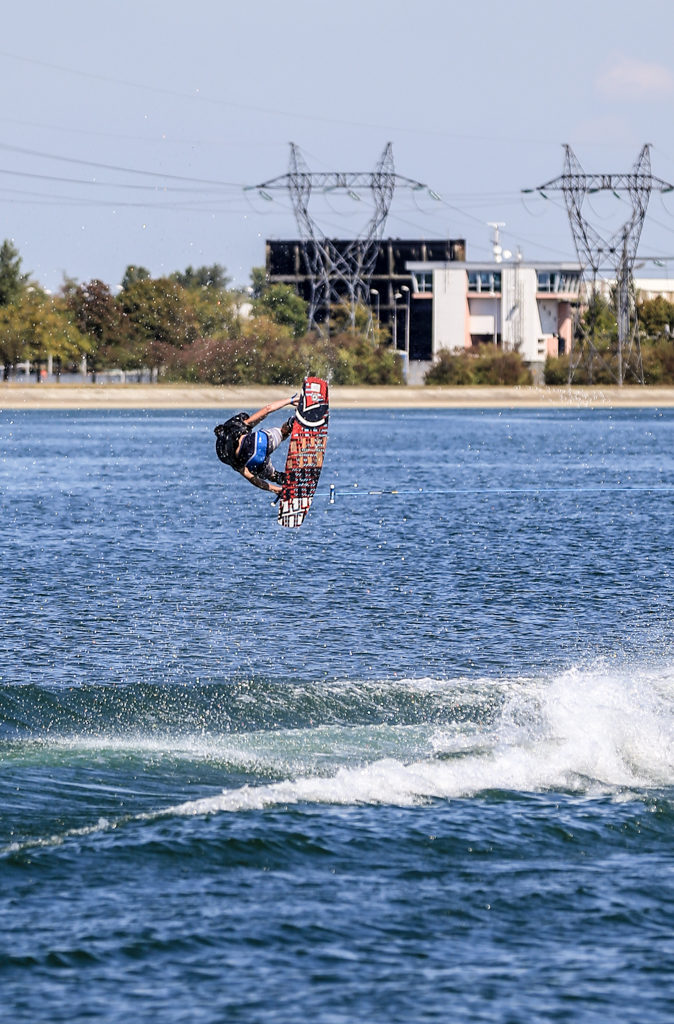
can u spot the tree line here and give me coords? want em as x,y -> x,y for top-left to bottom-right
544,291 -> 674,385
2,238 -> 673,386
0,240 -> 402,385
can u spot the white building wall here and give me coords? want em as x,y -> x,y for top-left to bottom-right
469,313 -> 496,336
538,300 -> 557,334
501,264 -> 519,351
599,277 -> 674,302
433,268 -> 467,353
407,259 -> 582,370
503,266 -> 539,362
469,296 -> 500,341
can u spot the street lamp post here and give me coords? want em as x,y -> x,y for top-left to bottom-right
370,288 -> 380,325
400,285 -> 410,383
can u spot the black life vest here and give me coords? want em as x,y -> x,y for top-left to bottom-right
214,413 -> 250,468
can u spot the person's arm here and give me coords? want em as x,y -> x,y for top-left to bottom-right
240,467 -> 282,494
244,395 -> 296,429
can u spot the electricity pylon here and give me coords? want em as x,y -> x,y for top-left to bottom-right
526,145 -> 674,383
251,143 -> 428,331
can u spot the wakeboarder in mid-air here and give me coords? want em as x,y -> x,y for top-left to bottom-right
214,395 -> 297,495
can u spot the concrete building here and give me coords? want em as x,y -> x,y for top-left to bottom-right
266,238 -> 465,326
403,259 -> 583,382
596,276 -> 674,303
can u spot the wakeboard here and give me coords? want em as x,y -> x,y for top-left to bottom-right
277,377 -> 329,528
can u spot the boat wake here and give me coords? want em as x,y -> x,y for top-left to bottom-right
165,660 -> 674,816
2,659 -> 673,856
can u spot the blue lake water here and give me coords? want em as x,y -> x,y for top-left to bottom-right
1,404 -> 673,1023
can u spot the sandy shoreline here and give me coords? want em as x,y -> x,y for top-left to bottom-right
2,382 -> 674,410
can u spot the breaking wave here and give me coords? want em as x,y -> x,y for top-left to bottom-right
2,658 -> 673,858
163,660 -> 674,815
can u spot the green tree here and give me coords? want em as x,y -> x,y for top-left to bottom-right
252,283 -> 309,338
190,287 -> 240,340
63,278 -> 135,373
328,330 -> 403,385
327,301 -> 369,336
638,295 -> 674,339
117,277 -> 198,374
178,315 -> 299,385
120,265 -> 151,290
581,291 -> 617,343
573,291 -> 619,383
0,289 -> 91,379
0,239 -> 30,307
0,300 -> 28,378
642,339 -> 674,383
176,315 -> 402,386
238,315 -> 314,384
172,263 -> 230,290
249,266 -> 267,299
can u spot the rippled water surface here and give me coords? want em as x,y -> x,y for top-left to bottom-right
1,406 -> 673,1022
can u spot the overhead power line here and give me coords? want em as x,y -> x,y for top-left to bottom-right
0,142 -> 242,188
0,165 -> 233,193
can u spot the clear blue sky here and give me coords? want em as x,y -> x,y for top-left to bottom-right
2,0 -> 674,292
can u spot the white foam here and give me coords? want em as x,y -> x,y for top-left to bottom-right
35,721 -> 440,776
165,662 -> 674,816
7,662 -> 673,856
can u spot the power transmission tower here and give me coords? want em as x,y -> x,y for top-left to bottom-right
527,145 -> 674,384
251,143 -> 428,331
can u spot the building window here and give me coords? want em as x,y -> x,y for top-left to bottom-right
413,271 -> 433,293
468,270 -> 501,293
560,272 -> 581,294
537,270 -> 581,294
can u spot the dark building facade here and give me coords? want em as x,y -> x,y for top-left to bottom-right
265,238 -> 465,344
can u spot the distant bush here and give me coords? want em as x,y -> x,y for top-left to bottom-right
425,346 -> 532,386
642,339 -> 674,384
327,331 -> 403,385
422,350 -> 474,385
544,355 -> 570,385
545,340 -> 674,385
174,321 -> 402,386
544,352 -> 619,386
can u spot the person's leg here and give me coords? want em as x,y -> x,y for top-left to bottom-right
263,426 -> 285,453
